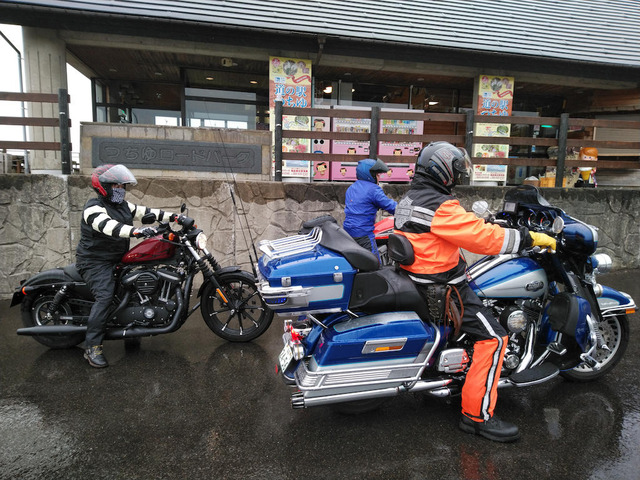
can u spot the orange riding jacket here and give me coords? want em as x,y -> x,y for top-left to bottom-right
394,175 -> 528,285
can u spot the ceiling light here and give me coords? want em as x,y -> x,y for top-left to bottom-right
323,86 -> 333,94
428,101 -> 439,105
206,76 -> 214,81
250,80 -> 258,84
154,72 -> 163,76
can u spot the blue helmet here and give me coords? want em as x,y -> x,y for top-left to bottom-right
356,158 -> 389,183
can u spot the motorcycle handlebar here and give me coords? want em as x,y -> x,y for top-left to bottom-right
176,215 -> 195,229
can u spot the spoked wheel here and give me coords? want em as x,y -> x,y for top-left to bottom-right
560,314 -> 629,382
21,291 -> 86,349
201,271 -> 274,342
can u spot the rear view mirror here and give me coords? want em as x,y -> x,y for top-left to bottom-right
141,212 -> 156,225
472,200 -> 489,217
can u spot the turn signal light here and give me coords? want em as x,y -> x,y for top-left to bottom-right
168,232 -> 176,241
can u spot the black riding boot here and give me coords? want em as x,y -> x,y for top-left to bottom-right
459,415 -> 520,442
84,345 -> 109,368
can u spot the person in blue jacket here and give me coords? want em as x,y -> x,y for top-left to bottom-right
343,159 -> 397,260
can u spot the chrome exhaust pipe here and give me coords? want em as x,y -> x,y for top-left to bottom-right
291,379 -> 453,409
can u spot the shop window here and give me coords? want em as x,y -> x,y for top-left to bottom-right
185,88 -> 258,130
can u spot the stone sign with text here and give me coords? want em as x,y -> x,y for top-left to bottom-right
92,137 -> 262,173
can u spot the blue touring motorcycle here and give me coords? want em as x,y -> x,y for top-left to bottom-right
256,185 -> 635,413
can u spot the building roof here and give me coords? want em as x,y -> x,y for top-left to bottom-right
3,0 -> 640,68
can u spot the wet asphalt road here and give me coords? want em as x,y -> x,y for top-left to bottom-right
1,270 -> 640,480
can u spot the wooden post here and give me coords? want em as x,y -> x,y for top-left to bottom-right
556,113 -> 569,187
369,106 -> 380,159
274,100 -> 283,181
58,88 -> 71,175
465,110 -> 474,153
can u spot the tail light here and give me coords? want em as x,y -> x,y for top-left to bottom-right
283,318 -> 311,360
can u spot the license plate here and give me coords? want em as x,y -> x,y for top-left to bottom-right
279,343 -> 294,371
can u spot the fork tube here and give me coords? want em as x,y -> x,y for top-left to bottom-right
186,240 -> 229,305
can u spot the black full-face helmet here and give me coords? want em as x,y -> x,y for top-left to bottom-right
91,164 -> 137,198
415,141 -> 472,187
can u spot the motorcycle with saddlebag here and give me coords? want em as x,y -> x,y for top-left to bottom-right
256,185 -> 635,413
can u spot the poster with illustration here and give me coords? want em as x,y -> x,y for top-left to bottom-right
473,75 -> 515,183
472,164 -> 509,182
472,122 -> 509,181
269,56 -> 312,178
477,75 -> 514,116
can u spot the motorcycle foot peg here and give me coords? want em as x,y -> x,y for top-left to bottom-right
546,342 -> 567,356
580,354 -> 600,369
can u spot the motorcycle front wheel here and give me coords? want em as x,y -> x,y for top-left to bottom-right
21,291 -> 86,349
560,314 -> 630,382
201,271 -> 274,342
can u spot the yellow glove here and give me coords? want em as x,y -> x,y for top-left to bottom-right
530,232 -> 557,251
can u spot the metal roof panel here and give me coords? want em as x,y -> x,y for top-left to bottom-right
3,0 -> 640,67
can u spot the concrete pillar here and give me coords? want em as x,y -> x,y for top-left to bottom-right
22,27 -> 68,173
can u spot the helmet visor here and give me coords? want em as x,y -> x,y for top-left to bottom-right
454,148 -> 473,175
453,148 -> 472,184
369,159 -> 390,176
98,164 -> 138,186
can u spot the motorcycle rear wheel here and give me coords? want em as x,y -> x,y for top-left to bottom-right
21,291 -> 86,349
560,314 -> 629,382
201,271 -> 274,342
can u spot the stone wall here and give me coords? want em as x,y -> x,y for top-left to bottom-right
1,173 -> 638,299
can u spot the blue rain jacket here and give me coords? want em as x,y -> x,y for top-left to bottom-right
343,159 -> 397,240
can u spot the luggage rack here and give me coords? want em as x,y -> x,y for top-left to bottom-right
258,227 -> 322,260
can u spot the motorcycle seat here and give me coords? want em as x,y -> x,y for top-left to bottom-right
319,221 -> 380,272
349,266 -> 431,322
62,264 -> 85,282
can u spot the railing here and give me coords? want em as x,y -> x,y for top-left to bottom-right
0,89 -> 72,174
274,101 -> 640,186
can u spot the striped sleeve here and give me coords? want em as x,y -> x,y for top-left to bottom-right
127,202 -> 174,223
84,204 -> 135,238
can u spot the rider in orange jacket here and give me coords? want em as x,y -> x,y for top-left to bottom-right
394,142 -> 555,442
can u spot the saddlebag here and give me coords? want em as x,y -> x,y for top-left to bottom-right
296,311 -> 438,393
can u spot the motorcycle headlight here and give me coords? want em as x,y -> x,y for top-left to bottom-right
195,232 -> 208,250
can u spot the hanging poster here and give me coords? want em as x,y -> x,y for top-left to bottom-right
473,75 -> 515,183
269,56 -> 312,178
477,75 -> 514,117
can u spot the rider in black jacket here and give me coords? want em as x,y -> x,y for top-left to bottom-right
77,164 -> 176,368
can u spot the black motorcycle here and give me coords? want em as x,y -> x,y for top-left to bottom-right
11,205 -> 273,348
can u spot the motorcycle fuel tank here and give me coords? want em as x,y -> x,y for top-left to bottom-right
121,237 -> 176,264
469,255 -> 548,299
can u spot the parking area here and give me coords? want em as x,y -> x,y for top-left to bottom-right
1,269 -> 640,480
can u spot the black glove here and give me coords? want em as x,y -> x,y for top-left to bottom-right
132,226 -> 157,238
